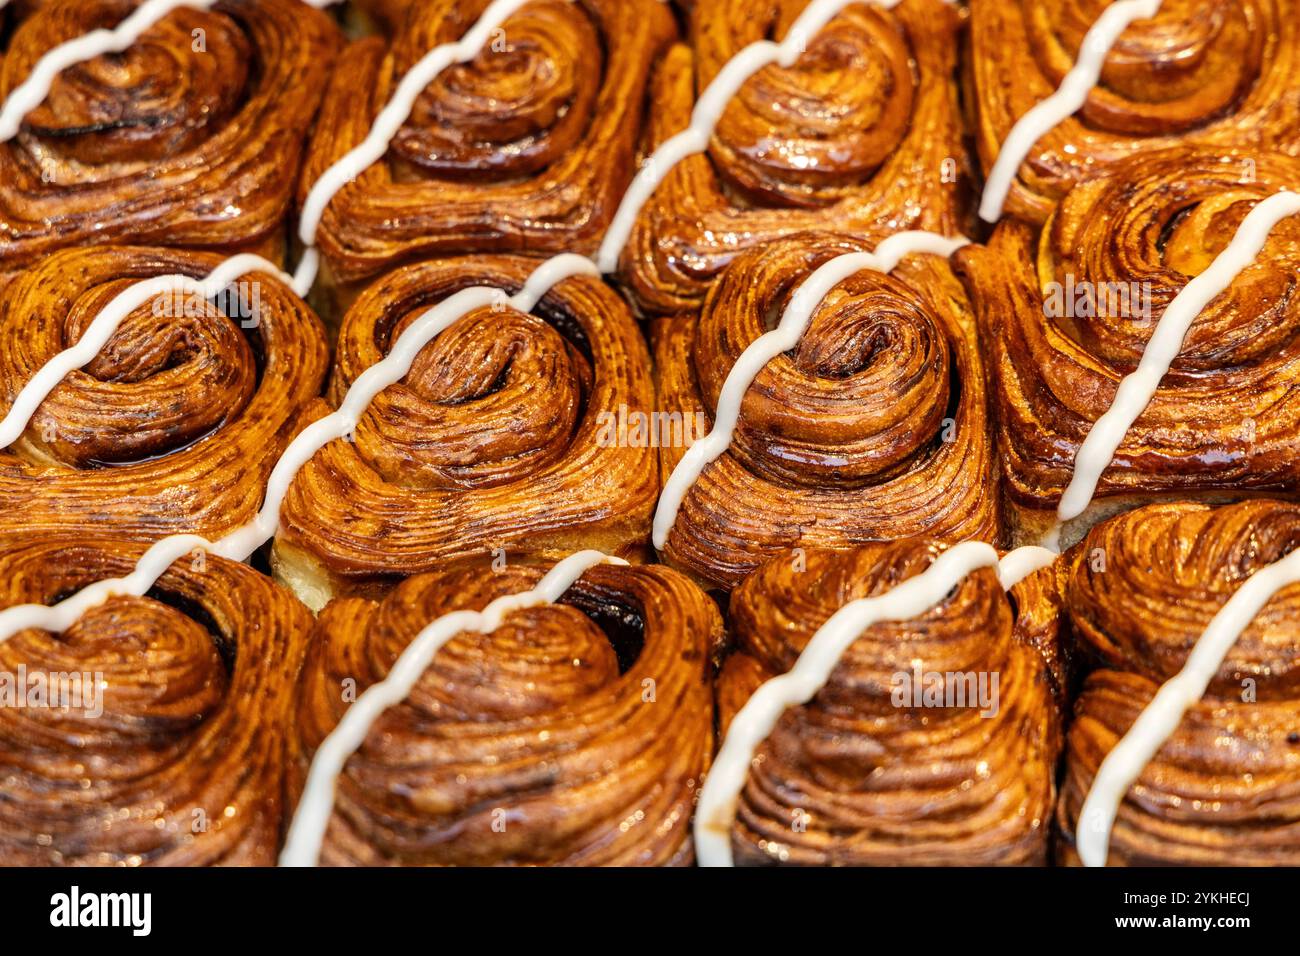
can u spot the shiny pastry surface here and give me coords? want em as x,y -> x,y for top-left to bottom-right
0,0 -> 341,290
0,538 -> 312,866
0,246 -> 327,541
968,0 -> 1300,223
1058,499 -> 1300,865
3,0 -> 1300,873
273,255 -> 658,603
289,561 -> 719,866
299,0 -> 675,287
719,542 -> 1061,865
656,231 -> 1000,590
621,0 -> 969,314
957,150 -> 1300,537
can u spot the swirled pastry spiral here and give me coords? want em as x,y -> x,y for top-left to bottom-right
288,561 -> 719,866
298,0 -> 675,312
620,0 -> 970,315
1057,500 -> 1300,866
272,255 -> 659,610
956,149 -> 1300,548
968,0 -> 1300,224
0,0 -> 341,294
655,231 -> 1000,590
0,246 -> 327,541
0,537 -> 313,866
719,542 -> 1061,866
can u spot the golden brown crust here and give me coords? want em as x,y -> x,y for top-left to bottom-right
0,537 -> 313,866
967,0 -> 1300,224
298,0 -> 675,288
655,232 -> 1001,591
0,246 -> 328,541
288,561 -> 719,866
956,149 -> 1300,544
720,543 -> 1061,866
1057,499 -> 1300,866
0,0 -> 341,290
1010,550 -> 1071,708
273,255 -> 659,599
347,0 -> 412,34
620,0 -> 970,315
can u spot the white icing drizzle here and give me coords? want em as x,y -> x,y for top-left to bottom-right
0,0 -> 914,634
0,0 -> 220,142
1056,191 -> 1300,526
996,544 -> 1058,590
0,0 -> 344,292
1076,545 -> 1300,866
0,0 -> 898,409
698,192 -> 1300,867
695,541 -> 1056,867
0,253 -> 600,645
978,0 -> 1164,223
1059,195 -> 1300,865
278,0 -> 970,870
278,548 -> 625,867
0,254 -> 291,449
0,532 -> 215,641
651,232 -> 969,550
293,0 -> 539,294
595,0 -> 909,272
4,0 -> 1281,872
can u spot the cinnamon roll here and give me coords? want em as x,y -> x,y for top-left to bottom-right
1057,499 -> 1300,866
655,231 -> 1000,591
272,255 -> 658,611
719,542 -> 1061,866
0,537 -> 313,866
288,560 -> 719,866
956,149 -> 1300,548
0,246 -> 328,541
620,0 -> 970,315
298,0 -> 675,314
0,0 -> 341,295
967,0 -> 1300,224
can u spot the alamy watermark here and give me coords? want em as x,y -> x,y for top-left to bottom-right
1043,274 -> 1153,324
595,404 -> 708,449
0,665 -> 103,718
890,662 -> 999,718
50,886 -> 150,936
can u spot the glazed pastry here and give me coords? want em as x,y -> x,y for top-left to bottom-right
956,149 -> 1300,548
1057,499 -> 1300,866
620,0 -> 970,315
347,0 -> 410,33
0,537 -> 312,866
0,246 -> 327,541
288,561 -> 719,866
0,0 -> 341,295
655,231 -> 1000,590
717,542 -> 1061,866
967,0 -> 1300,224
272,255 -> 658,611
6,0 -> 1300,876
298,0 -> 675,315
